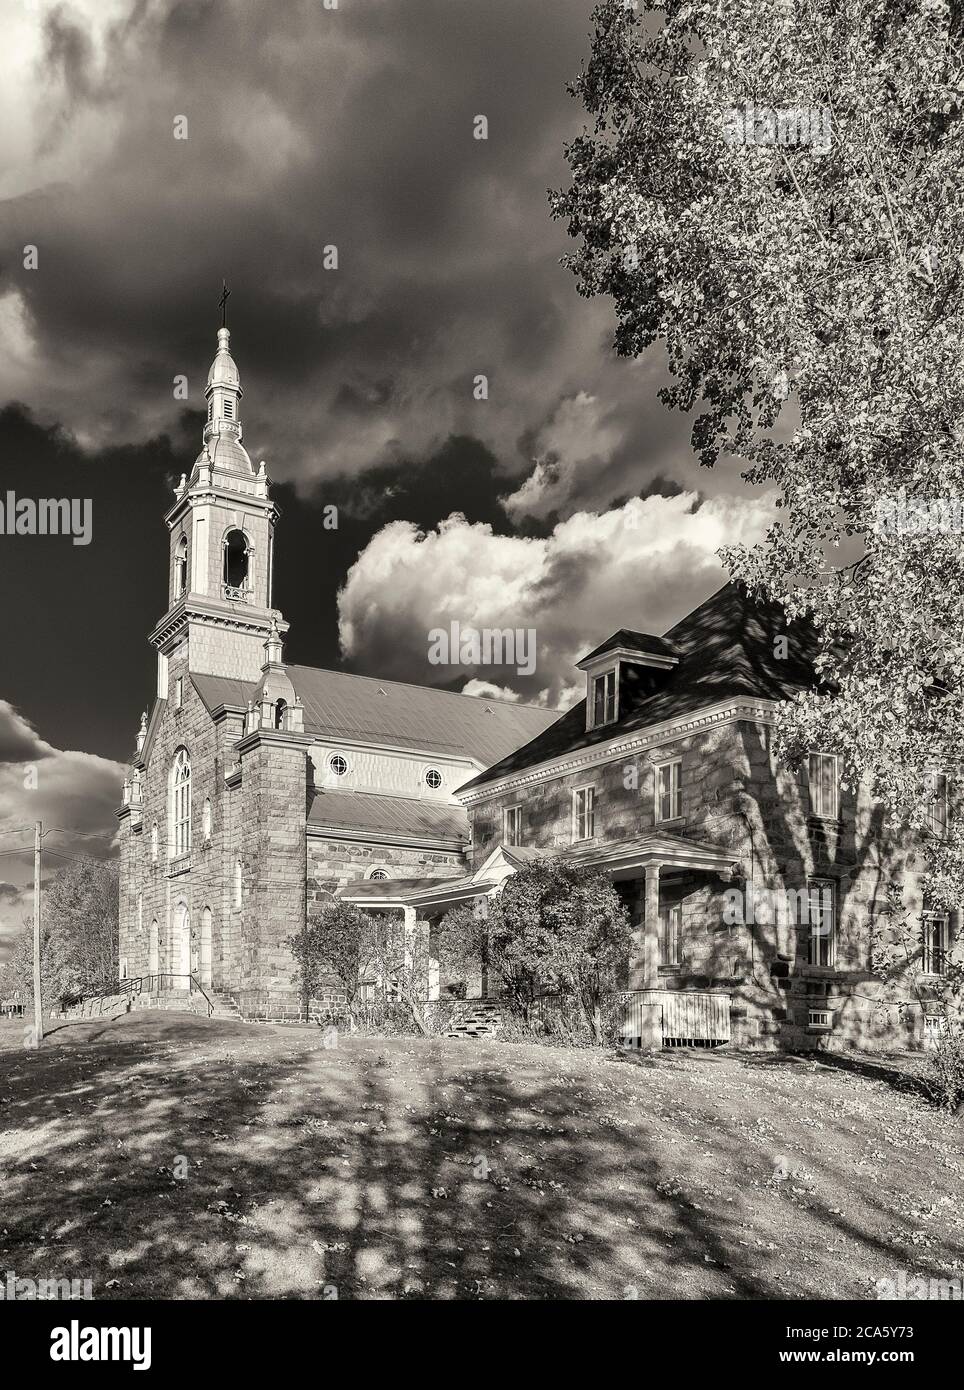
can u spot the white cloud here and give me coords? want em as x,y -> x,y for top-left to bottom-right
502,391 -> 625,522
0,700 -> 124,958
338,489 -> 778,705
460,679 -> 523,703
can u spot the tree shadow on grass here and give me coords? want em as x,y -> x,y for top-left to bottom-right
0,1019 -> 961,1299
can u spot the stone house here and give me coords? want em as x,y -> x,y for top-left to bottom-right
345,584 -> 956,1051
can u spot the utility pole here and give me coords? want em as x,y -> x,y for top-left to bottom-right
32,820 -> 42,1047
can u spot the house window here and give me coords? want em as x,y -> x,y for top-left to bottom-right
171,748 -> 191,857
328,754 -> 349,778
591,670 -> 616,727
806,878 -> 835,967
922,912 -> 949,976
808,1009 -> 833,1029
503,805 -> 523,847
808,752 -> 838,819
660,904 -> 682,967
926,773 -> 949,838
424,768 -> 443,790
573,785 -> 595,841
655,759 -> 682,822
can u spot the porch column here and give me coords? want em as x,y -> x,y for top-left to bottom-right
642,863 -> 661,989
628,863 -> 661,989
402,905 -> 417,974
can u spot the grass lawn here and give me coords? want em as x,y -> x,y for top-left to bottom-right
0,1012 -> 961,1300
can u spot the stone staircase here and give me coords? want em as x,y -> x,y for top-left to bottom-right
132,989 -> 206,1015
208,991 -> 243,1021
444,1000 -> 504,1040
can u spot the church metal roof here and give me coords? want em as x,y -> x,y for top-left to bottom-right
307,789 -> 468,843
192,665 -> 556,765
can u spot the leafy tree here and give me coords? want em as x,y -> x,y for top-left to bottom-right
553,0 -> 964,908
7,859 -> 118,1008
485,860 -> 631,1042
437,901 -> 493,996
288,902 -> 379,1022
370,915 -> 432,1035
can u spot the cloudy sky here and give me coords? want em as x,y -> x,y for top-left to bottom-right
0,0 -> 774,950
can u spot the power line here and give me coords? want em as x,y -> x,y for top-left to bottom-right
43,827 -> 118,844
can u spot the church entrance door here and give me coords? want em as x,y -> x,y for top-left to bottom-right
172,903 -> 191,988
200,908 -> 213,989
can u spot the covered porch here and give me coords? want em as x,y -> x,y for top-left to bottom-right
337,830 -> 740,1045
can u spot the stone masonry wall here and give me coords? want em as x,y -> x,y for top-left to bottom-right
238,731 -> 310,1002
307,836 -> 467,908
119,642 -> 236,988
465,716 -> 943,1052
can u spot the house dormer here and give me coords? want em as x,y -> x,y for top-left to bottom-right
577,629 -> 680,732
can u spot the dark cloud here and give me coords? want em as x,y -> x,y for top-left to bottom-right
2,0 -> 700,500
0,0 -> 770,765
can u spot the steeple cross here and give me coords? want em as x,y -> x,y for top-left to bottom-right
218,281 -> 231,327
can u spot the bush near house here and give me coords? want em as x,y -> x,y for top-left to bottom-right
442,861 -> 632,1045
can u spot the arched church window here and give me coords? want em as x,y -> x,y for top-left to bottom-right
171,748 -> 191,857
234,857 -> 243,908
223,530 -> 249,592
274,699 -> 287,730
151,822 -> 158,862
202,798 -> 212,841
174,536 -> 188,597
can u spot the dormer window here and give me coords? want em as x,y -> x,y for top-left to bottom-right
577,631 -> 679,734
591,670 -> 616,727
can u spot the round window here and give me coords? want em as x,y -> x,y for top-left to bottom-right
369,869 -> 389,881
425,768 -> 443,789
329,754 -> 349,777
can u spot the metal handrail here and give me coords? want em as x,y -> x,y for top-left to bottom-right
67,973 -> 214,1018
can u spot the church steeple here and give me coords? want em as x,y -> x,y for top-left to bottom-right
205,327 -> 243,439
150,302 -> 288,688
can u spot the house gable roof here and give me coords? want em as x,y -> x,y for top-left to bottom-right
458,582 -> 821,794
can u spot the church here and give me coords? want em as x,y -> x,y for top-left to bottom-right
116,322 -> 556,1018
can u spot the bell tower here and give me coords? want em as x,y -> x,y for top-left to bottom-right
150,314 -> 286,692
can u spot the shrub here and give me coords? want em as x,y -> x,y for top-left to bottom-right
923,1025 -> 964,1112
